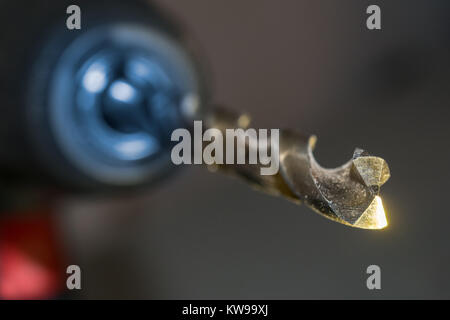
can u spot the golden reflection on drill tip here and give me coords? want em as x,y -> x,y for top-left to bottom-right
353,196 -> 388,230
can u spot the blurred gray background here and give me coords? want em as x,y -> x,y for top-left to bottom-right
58,0 -> 450,299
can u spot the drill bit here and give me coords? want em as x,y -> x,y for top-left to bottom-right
206,107 -> 390,230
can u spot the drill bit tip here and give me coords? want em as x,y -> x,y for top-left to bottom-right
352,150 -> 390,188
207,108 -> 391,230
282,138 -> 391,230
353,196 -> 388,229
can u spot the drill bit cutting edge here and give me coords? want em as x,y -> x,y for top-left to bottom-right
206,108 -> 390,230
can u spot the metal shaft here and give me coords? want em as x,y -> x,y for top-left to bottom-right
206,107 -> 390,230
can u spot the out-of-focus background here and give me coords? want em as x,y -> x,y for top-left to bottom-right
2,0 -> 450,299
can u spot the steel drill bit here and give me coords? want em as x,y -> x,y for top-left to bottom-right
206,108 -> 390,230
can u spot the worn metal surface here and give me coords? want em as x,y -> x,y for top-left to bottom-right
207,108 -> 390,229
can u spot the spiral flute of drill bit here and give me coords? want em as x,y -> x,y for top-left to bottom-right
206,108 -> 390,230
